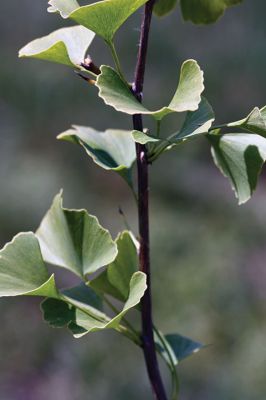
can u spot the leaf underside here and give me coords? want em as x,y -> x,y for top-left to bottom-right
96,60 -> 204,120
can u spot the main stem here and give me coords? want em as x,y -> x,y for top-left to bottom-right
132,2 -> 168,399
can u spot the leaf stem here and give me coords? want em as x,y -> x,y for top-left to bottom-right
108,40 -> 127,83
132,1 -> 168,399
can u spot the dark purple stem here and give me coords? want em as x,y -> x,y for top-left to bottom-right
132,2 -> 168,399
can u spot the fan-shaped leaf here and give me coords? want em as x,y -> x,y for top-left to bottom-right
208,133 -> 266,204
96,60 -> 204,120
154,0 -> 178,17
70,271 -> 147,337
19,26 -> 95,67
36,192 -> 117,277
48,0 -> 148,42
180,0 -> 243,25
226,106 -> 266,137
155,331 -> 204,367
58,126 -> 136,185
90,231 -> 138,302
0,232 -> 58,298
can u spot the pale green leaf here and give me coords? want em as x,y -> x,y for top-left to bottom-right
208,133 -> 266,204
227,106 -> 266,137
0,232 -> 58,298
48,0 -> 148,42
36,192 -> 117,277
90,231 -> 138,302
154,0 -> 178,17
180,0 -> 243,25
96,60 -> 204,120
57,126 -> 136,184
71,271 -> 147,337
131,130 -> 160,145
19,26 -> 95,67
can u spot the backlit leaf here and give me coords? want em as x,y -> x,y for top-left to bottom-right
90,231 -> 138,302
58,126 -> 136,185
226,106 -> 266,137
180,0 -> 243,25
154,0 -> 178,17
96,60 -> 204,120
48,0 -> 148,42
19,26 -> 95,67
0,232 -> 58,298
36,192 -> 117,277
208,133 -> 266,204
71,271 -> 147,337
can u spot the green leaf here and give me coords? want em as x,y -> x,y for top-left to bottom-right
155,331 -> 204,366
41,283 -> 104,328
90,231 -> 138,302
208,133 -> 266,204
0,232 -> 58,298
48,0 -> 148,42
180,0 -> 243,25
226,106 -> 266,137
132,98 -> 214,162
57,126 -> 136,185
19,26 -> 95,68
165,334 -> 204,362
154,0 -> 178,17
174,97 -> 214,141
41,298 -> 75,328
36,192 -> 117,277
70,271 -> 147,338
96,60 -> 204,120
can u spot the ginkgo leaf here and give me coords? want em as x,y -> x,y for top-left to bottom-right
155,330 -> 204,367
96,60 -> 204,120
154,0 -> 178,17
19,26 -> 95,68
208,133 -> 266,204
0,232 -> 58,298
69,271 -> 147,338
90,231 -> 138,302
57,126 -> 136,185
36,192 -> 117,277
132,98 -> 214,162
226,106 -> 266,137
180,0 -> 243,25
41,283 -> 104,328
48,0 -> 148,42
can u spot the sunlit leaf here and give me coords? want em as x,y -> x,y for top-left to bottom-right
226,106 -> 266,137
48,0 -> 148,42
58,126 -> 136,185
96,60 -> 204,120
0,232 -> 58,298
154,0 -> 178,17
90,231 -> 138,302
70,271 -> 147,338
208,133 -> 266,204
36,192 -> 117,277
19,26 -> 95,67
180,0 -> 243,24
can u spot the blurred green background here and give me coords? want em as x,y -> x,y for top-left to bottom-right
1,1 -> 266,399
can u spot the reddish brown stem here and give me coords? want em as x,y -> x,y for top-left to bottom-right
132,1 -> 168,399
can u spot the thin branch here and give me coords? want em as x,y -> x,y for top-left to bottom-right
132,1 -> 168,399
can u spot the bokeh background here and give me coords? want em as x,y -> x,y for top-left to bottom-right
1,1 -> 266,399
